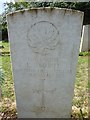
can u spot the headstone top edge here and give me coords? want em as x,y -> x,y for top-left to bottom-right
6,7 -> 84,17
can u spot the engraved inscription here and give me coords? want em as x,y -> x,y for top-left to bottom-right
32,88 -> 56,94
27,21 -> 59,55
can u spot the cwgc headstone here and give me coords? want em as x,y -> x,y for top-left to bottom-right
7,8 -> 83,118
80,25 -> 90,52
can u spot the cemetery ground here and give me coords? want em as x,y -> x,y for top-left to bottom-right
0,41 -> 89,119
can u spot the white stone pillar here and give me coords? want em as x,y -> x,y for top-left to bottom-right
7,8 -> 83,118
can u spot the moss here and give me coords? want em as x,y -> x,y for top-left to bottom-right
79,52 -> 90,56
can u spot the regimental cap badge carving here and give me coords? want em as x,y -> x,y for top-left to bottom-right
27,21 -> 59,55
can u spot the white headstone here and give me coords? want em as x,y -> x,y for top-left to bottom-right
80,25 -> 90,52
7,8 -> 83,118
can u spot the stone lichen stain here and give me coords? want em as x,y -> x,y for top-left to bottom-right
8,9 -> 26,17
31,106 -> 47,114
62,8 -> 81,19
20,9 -> 26,15
63,8 -> 67,16
28,8 -> 38,18
43,7 -> 55,13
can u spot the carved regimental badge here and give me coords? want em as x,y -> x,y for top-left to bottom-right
27,21 -> 59,55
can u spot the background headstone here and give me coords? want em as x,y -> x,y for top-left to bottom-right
80,25 -> 90,52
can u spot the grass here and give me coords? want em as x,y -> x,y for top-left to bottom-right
79,52 -> 90,56
1,56 -> 15,100
72,56 -> 88,119
0,42 -> 89,119
0,41 -> 16,119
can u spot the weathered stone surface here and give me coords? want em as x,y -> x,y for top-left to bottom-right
7,8 -> 83,118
